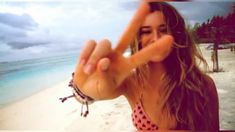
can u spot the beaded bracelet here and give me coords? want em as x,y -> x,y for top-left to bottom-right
59,72 -> 95,117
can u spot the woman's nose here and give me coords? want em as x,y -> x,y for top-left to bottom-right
151,30 -> 159,42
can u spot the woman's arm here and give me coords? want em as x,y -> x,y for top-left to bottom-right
72,1 -> 150,100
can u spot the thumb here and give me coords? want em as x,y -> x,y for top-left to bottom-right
97,58 -> 110,72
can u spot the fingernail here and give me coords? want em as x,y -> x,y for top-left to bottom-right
84,64 -> 93,74
80,59 -> 86,65
101,61 -> 110,71
101,64 -> 108,71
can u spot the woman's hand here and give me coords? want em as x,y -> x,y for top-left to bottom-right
74,35 -> 173,100
74,39 -> 133,100
79,39 -> 112,75
73,0 -> 174,100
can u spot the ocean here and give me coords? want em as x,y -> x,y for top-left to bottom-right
0,53 -> 79,108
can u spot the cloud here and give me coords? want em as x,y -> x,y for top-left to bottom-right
0,12 -> 51,49
0,13 -> 38,30
1,1 -> 126,62
120,1 -> 233,25
119,0 -> 138,11
0,22 -> 27,40
1,0 -> 233,62
169,2 -> 233,25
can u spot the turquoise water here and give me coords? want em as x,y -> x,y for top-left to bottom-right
0,53 -> 79,107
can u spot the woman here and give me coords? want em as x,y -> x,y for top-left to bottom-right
70,1 -> 219,130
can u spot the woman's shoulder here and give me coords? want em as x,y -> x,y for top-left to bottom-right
203,74 -> 217,96
203,74 -> 220,130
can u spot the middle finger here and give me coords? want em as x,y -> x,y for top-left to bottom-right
84,39 -> 112,74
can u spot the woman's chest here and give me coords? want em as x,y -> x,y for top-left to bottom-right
141,89 -> 161,123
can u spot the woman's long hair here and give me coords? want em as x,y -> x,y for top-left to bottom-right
130,2 -> 213,130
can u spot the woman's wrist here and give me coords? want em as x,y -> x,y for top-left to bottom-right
69,72 -> 95,104
59,72 -> 95,117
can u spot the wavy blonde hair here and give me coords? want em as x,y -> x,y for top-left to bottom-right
130,2 -> 213,130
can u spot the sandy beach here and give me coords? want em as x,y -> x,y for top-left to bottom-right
0,45 -> 235,131
0,80 -> 135,131
200,45 -> 235,130
0,80 -> 134,131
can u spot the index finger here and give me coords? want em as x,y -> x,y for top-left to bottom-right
114,0 -> 150,53
128,35 -> 174,69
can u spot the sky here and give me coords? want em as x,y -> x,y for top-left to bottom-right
0,0 -> 234,62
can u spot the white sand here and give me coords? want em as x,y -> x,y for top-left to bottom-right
200,45 -> 235,130
0,45 -> 234,131
0,79 -> 134,131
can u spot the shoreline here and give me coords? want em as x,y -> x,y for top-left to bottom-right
0,78 -> 134,131
0,79 -> 73,130
0,78 -> 71,109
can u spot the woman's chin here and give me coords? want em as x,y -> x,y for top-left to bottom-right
149,60 -> 162,65
149,58 -> 162,63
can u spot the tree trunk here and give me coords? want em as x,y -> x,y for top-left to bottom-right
213,41 -> 219,72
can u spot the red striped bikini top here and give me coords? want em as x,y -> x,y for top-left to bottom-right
131,100 -> 158,131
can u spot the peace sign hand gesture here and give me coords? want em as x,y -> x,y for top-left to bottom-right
73,1 -> 173,100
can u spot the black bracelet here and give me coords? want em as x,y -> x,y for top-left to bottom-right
59,72 -> 95,117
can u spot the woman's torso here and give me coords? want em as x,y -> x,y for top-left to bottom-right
123,73 -> 164,130
123,72 -> 219,130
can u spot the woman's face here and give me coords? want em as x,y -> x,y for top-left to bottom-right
139,11 -> 170,48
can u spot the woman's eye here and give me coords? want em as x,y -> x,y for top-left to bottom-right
141,30 -> 151,34
158,28 -> 167,34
